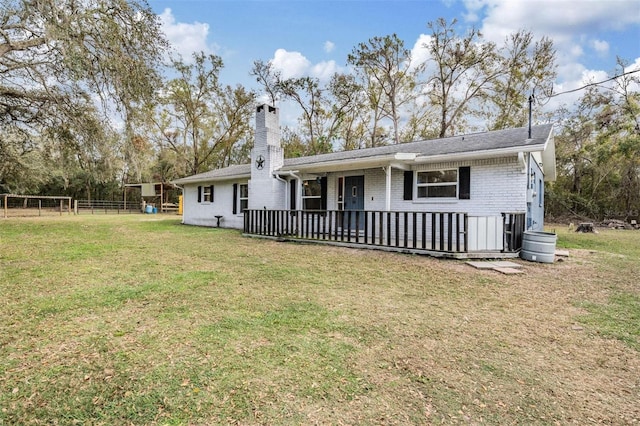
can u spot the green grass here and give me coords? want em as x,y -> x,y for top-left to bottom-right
1,215 -> 639,424
579,292 -> 640,351
551,223 -> 640,258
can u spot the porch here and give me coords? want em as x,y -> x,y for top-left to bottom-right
243,209 -> 525,259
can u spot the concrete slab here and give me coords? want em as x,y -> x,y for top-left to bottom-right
494,267 -> 525,275
490,261 -> 523,269
466,261 -> 498,269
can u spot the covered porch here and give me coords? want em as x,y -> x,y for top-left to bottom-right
243,209 -> 525,259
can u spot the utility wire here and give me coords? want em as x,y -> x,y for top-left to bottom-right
548,68 -> 640,98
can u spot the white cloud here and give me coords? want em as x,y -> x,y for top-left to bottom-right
460,0 -> 640,108
569,43 -> 584,58
324,41 -> 335,53
591,39 -> 610,55
468,0 -> 640,41
312,60 -> 339,80
461,0 -> 486,22
271,49 -> 311,79
410,34 -> 432,70
543,65 -> 610,112
158,8 -> 218,60
463,0 -> 640,61
270,49 -> 342,82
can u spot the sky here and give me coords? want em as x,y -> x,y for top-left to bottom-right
148,0 -> 640,125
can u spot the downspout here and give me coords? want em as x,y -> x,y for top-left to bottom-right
276,170 -> 302,210
273,173 -> 291,210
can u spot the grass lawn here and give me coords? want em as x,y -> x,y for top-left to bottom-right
1,215 -> 638,425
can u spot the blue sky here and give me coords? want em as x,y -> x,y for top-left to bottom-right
149,0 -> 640,118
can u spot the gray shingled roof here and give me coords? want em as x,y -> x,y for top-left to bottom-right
173,124 -> 553,184
173,163 -> 251,184
283,124 -> 553,167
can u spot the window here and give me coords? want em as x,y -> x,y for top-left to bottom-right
197,185 -> 214,203
203,185 -> 213,202
539,178 -> 543,208
239,184 -> 248,212
417,170 -> 458,198
302,179 -> 322,210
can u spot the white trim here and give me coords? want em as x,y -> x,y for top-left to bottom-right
415,169 -> 459,200
413,145 -> 543,164
280,154 -> 413,173
238,184 -> 248,214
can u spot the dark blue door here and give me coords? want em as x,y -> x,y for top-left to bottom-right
344,176 -> 364,230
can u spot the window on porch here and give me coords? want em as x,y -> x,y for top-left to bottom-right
302,180 -> 322,210
417,170 -> 458,198
409,167 -> 470,200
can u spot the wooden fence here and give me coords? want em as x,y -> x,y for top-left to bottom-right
75,200 -> 141,214
244,209 -> 526,256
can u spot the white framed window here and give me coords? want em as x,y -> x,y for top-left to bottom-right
197,185 -> 214,203
203,185 -> 213,202
302,179 -> 322,210
416,170 -> 458,198
239,184 -> 248,212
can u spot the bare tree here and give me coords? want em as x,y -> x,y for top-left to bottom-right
424,18 -> 500,138
348,34 -> 420,144
250,59 -> 280,106
148,53 -> 256,177
488,30 -> 556,130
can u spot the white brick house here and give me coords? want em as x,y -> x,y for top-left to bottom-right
173,104 -> 556,257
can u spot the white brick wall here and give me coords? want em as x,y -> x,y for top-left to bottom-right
323,156 -> 527,216
183,156 -> 528,231
395,158 -> 526,215
248,177 -> 287,210
181,181 -> 247,229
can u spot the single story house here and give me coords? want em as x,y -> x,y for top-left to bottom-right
173,104 -> 556,258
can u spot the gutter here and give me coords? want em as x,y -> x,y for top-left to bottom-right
274,170 -> 302,209
172,173 -> 251,186
279,153 -> 417,173
412,145 -> 546,164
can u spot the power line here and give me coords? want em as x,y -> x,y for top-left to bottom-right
548,68 -> 640,98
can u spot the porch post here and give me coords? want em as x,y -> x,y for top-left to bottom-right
384,166 -> 391,211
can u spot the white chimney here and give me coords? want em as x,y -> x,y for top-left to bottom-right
249,105 -> 285,209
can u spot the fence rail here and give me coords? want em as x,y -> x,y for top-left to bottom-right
244,209 -> 469,254
244,209 -> 526,256
2,194 -> 72,217
75,200 -> 141,214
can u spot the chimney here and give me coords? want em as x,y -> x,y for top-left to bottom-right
249,104 -> 285,210
255,104 -> 280,149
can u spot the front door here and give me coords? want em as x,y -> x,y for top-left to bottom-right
344,175 -> 364,230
